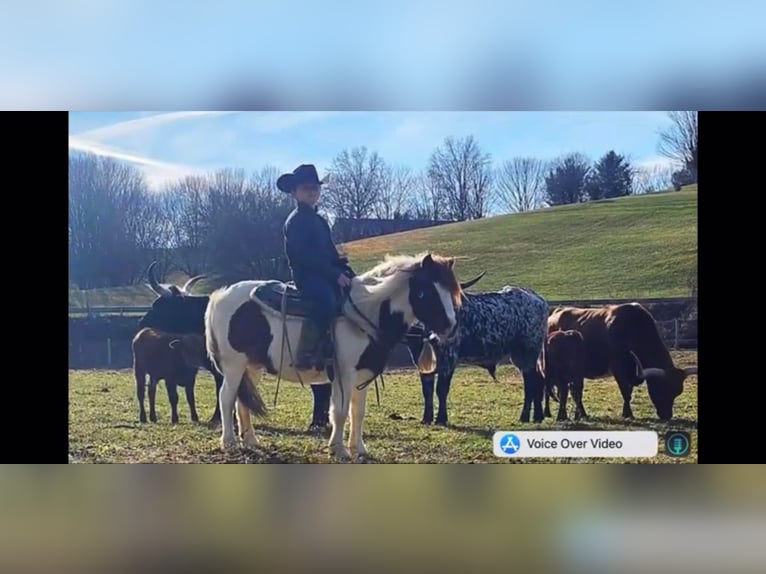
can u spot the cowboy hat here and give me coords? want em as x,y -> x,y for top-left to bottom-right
276,164 -> 330,193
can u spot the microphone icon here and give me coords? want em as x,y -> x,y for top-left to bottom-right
665,431 -> 690,457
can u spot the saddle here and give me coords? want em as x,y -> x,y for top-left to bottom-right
250,280 -> 343,319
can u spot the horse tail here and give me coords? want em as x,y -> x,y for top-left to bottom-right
238,368 -> 268,417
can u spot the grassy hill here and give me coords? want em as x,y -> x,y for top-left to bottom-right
342,186 -> 697,300
69,186 -> 697,308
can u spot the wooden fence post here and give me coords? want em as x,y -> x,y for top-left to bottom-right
674,319 -> 679,349
107,337 -> 112,367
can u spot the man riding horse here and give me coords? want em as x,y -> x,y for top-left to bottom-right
278,163 -> 355,370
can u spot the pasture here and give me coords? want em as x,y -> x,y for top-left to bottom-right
68,350 -> 697,464
68,187 -> 698,308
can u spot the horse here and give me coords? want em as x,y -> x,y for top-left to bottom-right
203,252 -> 464,461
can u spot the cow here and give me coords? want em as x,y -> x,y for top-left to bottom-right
547,302 -> 698,421
138,262 -> 226,426
402,283 -> 549,425
132,327 -> 207,424
538,329 -> 587,421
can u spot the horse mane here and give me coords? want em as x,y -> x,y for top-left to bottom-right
355,252 -> 463,307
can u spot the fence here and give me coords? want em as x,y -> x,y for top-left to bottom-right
68,297 -> 697,370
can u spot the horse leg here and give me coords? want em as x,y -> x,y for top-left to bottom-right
218,358 -> 248,450
238,368 -> 262,448
421,372 -> 435,424
434,370 -> 454,426
166,381 -> 179,424
328,375 -> 352,461
135,367 -> 147,423
148,376 -> 158,423
348,385 -> 369,459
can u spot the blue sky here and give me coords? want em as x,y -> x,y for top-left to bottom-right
68,111 -> 677,190
5,3 -> 765,109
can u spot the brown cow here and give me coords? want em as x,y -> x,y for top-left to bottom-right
547,303 -> 697,421
539,329 -> 587,421
132,327 -> 207,424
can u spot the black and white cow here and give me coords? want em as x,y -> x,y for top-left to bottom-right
403,284 -> 549,425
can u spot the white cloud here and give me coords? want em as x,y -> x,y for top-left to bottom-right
69,136 -> 200,190
636,155 -> 679,171
74,111 -> 237,141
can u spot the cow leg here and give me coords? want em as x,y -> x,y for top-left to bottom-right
572,376 -> 587,420
135,368 -> 147,423
421,372 -> 435,424
184,377 -> 199,423
206,368 -> 224,428
166,381 -> 180,424
148,377 -> 158,423
309,383 -> 331,433
611,358 -> 640,419
520,368 -> 545,423
543,383 -> 552,418
435,371 -> 454,426
556,379 -> 569,422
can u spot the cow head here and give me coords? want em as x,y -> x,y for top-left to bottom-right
138,294 -> 208,333
630,351 -> 698,421
168,334 -> 207,369
147,261 -> 205,297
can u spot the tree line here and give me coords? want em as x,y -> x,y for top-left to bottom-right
69,112 -> 697,288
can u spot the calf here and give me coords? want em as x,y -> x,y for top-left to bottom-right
132,327 -> 207,424
539,329 -> 587,421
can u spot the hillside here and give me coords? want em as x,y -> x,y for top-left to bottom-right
342,186 -> 698,300
69,186 -> 697,308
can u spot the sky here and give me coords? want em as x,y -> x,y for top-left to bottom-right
68,111 -> 678,190
6,2 -> 766,110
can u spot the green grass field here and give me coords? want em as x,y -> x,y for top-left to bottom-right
343,186 -> 698,299
68,186 -> 697,308
68,350 -> 697,464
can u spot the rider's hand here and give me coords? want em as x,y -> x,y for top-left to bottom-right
337,273 -> 351,288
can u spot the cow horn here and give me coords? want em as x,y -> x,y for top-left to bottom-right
147,261 -> 172,297
683,366 -> 698,377
181,274 -> 206,294
629,351 -> 666,380
460,271 -> 486,291
168,339 -> 181,349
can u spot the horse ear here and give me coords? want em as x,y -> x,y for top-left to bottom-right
447,257 -> 455,268
422,253 -> 434,267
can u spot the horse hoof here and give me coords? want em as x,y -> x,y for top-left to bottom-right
330,446 -> 351,462
241,432 -> 260,449
220,436 -> 237,451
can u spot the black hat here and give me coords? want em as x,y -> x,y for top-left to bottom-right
277,164 -> 326,193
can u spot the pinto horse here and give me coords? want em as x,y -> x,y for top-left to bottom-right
204,252 -> 463,461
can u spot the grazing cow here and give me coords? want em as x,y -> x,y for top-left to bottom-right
403,283 -> 549,425
132,327 -> 207,423
539,329 -> 587,421
204,252 -> 462,461
547,302 -> 698,421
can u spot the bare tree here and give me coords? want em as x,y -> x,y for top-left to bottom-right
411,172 -> 447,220
657,111 -> 697,180
68,151 -> 159,288
495,157 -> 547,213
427,135 -> 493,221
374,165 -> 417,219
324,147 -> 388,219
161,175 -> 210,274
632,164 -> 674,194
